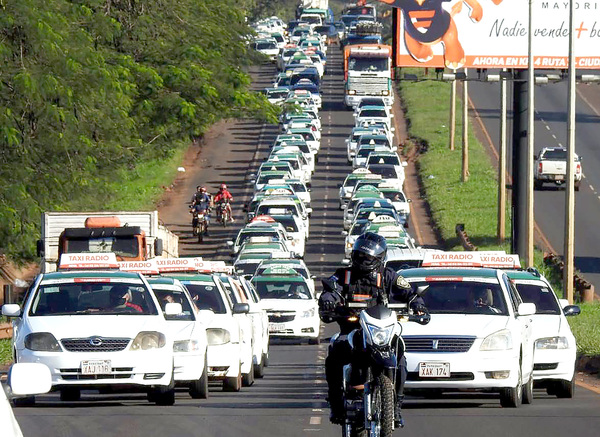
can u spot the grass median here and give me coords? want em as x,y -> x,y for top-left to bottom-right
397,69 -> 600,357
0,339 -> 11,366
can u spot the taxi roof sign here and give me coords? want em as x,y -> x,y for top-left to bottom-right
156,257 -> 203,273
118,259 -> 159,275
59,253 -> 120,270
479,252 -> 521,269
195,260 -> 234,274
261,266 -> 299,276
421,252 -> 482,268
371,216 -> 397,224
352,168 -> 371,174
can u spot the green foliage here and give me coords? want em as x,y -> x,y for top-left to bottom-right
0,0 -> 276,261
0,339 -> 11,365
568,302 -> 600,356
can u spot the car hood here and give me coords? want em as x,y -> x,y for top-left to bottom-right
260,299 -> 316,312
400,314 -> 509,338
163,321 -> 197,341
25,315 -> 168,340
529,314 -> 562,340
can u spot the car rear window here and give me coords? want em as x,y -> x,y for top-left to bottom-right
514,283 -> 561,315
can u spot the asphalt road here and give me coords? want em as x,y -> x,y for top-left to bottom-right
468,76 -> 600,292
11,49 -> 600,437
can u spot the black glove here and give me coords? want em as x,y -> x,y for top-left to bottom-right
411,303 -> 429,315
320,298 -> 337,312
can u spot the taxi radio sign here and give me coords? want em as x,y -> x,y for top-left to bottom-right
381,0 -> 600,69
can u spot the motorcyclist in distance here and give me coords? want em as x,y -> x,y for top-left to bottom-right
213,183 -> 234,222
318,232 -> 428,427
190,186 -> 212,235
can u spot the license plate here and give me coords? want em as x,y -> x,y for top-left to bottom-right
268,323 -> 286,332
81,360 -> 111,375
554,175 -> 564,181
418,362 -> 450,378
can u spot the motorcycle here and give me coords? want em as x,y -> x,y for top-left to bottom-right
190,208 -> 209,242
217,200 -> 231,227
321,285 -> 429,437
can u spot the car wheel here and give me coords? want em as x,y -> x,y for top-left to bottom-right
242,365 -> 255,387
223,367 -> 242,392
574,182 -> 580,192
262,352 -> 269,367
522,375 -> 534,404
500,368 -> 523,408
308,337 -> 320,345
189,358 -> 209,399
555,377 -> 575,398
151,373 -> 176,405
254,355 -> 265,378
60,388 -> 81,402
534,180 -> 543,190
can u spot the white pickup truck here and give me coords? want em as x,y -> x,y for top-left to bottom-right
534,147 -> 582,191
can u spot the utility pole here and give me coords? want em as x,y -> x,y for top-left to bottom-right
525,0 -> 535,267
512,69 -> 528,256
461,69 -> 469,182
449,80 -> 456,150
564,0 -> 576,303
498,69 -> 507,241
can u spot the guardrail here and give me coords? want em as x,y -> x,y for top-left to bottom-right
543,253 -> 595,303
455,224 -> 477,251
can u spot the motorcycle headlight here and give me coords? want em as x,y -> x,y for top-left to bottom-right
367,324 -> 395,346
130,331 -> 166,351
24,332 -> 62,352
480,329 -> 513,351
301,308 -> 315,318
207,328 -> 231,345
381,90 -> 390,96
346,242 -> 352,249
173,339 -> 202,353
535,336 -> 569,350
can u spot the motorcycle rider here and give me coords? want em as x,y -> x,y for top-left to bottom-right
213,183 -> 234,222
319,232 -> 427,428
190,186 -> 212,236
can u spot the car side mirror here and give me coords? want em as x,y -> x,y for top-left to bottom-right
341,230 -> 348,236
287,235 -> 294,240
341,204 -> 347,210
36,239 -> 44,257
164,302 -> 183,316
402,162 -> 408,167
311,275 -> 317,279
390,114 -> 394,118
563,305 -> 581,317
233,303 -> 250,314
154,238 -> 163,256
2,304 -> 21,317
8,363 -> 52,396
518,302 -> 536,316
227,241 -> 234,247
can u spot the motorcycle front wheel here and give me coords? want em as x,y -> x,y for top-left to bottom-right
343,424 -> 366,437
370,375 -> 394,437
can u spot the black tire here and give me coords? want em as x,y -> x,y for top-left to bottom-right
522,375 -> 534,405
152,374 -> 176,406
262,352 -> 269,367
189,358 -> 209,399
342,424 -> 367,437
574,182 -> 580,192
13,396 -> 35,407
308,337 -> 320,345
372,375 -> 395,437
223,368 -> 242,392
534,180 -> 543,190
500,367 -> 523,408
254,355 -> 265,378
198,232 -> 203,243
242,365 -> 255,387
60,388 -> 81,402
555,377 -> 575,398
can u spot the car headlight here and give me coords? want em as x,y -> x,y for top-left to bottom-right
535,336 -> 569,350
367,324 -> 394,346
206,328 -> 231,345
173,339 -> 202,353
301,308 -> 316,318
345,192 -> 352,198
480,329 -> 513,351
381,90 -> 390,96
347,90 -> 356,95
130,331 -> 166,351
24,332 -> 62,352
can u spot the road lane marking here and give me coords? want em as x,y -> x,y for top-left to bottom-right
310,417 -> 322,425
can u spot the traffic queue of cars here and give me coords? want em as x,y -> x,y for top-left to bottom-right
2,254 -> 272,404
224,15 -> 326,345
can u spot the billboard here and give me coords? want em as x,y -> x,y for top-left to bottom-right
380,0 -> 600,69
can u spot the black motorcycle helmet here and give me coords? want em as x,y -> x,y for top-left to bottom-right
351,232 -> 387,274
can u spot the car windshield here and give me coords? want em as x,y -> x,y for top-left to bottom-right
514,283 -> 561,315
152,287 -> 196,321
398,281 -> 509,315
30,280 -> 158,316
253,280 -> 311,299
348,57 -> 388,72
359,109 -> 387,118
541,149 -> 566,160
271,216 -> 299,232
268,90 -> 288,99
182,282 -> 227,314
381,190 -> 406,202
359,99 -> 385,108
357,147 -> 378,158
283,49 -> 298,57
386,260 -> 422,271
368,155 -> 398,165
350,221 -> 370,236
368,166 -> 397,179
64,236 -> 139,258
257,204 -> 297,216
256,42 -> 276,50
238,231 -> 278,246
359,138 -> 390,147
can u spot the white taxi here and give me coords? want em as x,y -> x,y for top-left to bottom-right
398,252 -> 536,407
2,253 -> 177,405
252,266 -> 320,344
